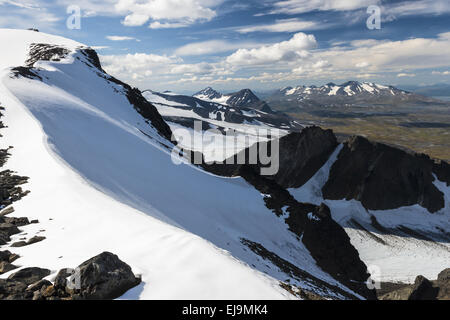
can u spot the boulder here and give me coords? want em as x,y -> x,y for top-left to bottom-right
26,279 -> 52,292
0,223 -> 20,237
10,241 -> 27,247
0,250 -> 12,262
380,270 -> 449,300
0,223 -> 20,245
3,217 -> 30,227
27,236 -> 46,245
75,252 -> 141,300
409,276 -> 439,300
11,236 -> 46,247
7,267 -> 51,285
0,206 -> 14,217
437,268 -> 450,282
53,268 -> 73,290
0,261 -> 18,274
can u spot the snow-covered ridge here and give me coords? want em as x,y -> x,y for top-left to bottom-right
0,29 -> 359,300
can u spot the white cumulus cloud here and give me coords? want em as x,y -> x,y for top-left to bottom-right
115,0 -> 223,28
226,32 -> 317,66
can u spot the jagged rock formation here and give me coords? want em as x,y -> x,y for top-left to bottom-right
322,135 -> 447,213
267,127 -> 338,188
203,126 -> 337,185
238,166 -> 376,300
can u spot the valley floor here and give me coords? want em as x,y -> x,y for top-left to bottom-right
291,106 -> 450,161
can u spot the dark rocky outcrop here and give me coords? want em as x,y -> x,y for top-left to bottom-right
322,135 -> 446,213
242,239 -> 363,300
0,170 -> 30,209
204,126 -> 338,187
237,166 -> 375,300
11,236 -> 46,248
267,127 -> 337,188
25,43 -> 70,67
433,160 -> 450,187
0,250 -> 14,262
2,216 -> 29,227
408,276 -> 439,300
380,268 -> 450,300
0,223 -> 21,245
110,82 -> 172,141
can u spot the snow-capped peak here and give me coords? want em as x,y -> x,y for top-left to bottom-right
282,81 -> 409,97
193,87 -> 223,100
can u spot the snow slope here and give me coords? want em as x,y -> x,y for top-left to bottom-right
289,145 -> 450,283
0,29 -> 354,299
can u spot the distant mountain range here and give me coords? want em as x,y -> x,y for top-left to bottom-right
265,81 -> 447,111
400,83 -> 450,97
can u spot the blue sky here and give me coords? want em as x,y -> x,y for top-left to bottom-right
1,0 -> 450,93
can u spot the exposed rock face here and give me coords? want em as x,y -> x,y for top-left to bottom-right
322,136 -> 446,213
204,126 -> 338,187
116,83 -> 173,142
25,43 -> 70,67
238,166 -> 376,300
268,127 -> 338,188
242,239 -> 364,300
433,160 -> 450,186
380,268 -> 450,300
